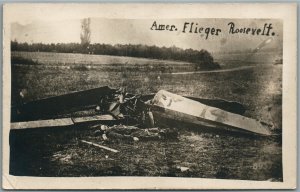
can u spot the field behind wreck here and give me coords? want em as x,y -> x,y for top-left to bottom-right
10,51 -> 282,180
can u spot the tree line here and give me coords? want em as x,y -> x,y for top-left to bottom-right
11,41 -> 220,70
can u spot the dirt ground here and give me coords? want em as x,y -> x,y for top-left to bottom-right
10,51 -> 282,180
10,125 -> 282,180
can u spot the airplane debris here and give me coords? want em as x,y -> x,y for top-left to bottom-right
11,114 -> 115,130
81,140 -> 119,153
102,134 -> 108,141
133,137 -> 139,141
10,86 -> 273,136
11,118 -> 74,130
95,124 -> 175,141
150,90 -> 272,135
176,166 -> 190,172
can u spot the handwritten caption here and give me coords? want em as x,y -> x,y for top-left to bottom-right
150,21 -> 276,39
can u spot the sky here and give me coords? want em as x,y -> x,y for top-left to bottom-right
11,18 -> 283,53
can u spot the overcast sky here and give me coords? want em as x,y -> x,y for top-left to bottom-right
11,18 -> 282,53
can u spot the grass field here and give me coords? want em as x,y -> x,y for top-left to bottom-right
10,51 -> 282,180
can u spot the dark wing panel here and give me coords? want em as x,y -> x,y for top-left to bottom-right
11,86 -> 114,122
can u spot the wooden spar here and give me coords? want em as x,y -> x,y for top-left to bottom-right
72,114 -> 115,123
81,140 -> 119,153
10,114 -> 115,130
11,118 -> 74,130
151,90 -> 272,136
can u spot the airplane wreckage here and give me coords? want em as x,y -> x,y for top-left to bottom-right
11,86 -> 274,136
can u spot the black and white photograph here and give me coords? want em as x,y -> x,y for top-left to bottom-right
2,3 -> 297,190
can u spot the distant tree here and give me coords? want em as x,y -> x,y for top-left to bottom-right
11,41 -> 221,70
194,50 -> 221,70
80,18 -> 91,51
11,39 -> 18,51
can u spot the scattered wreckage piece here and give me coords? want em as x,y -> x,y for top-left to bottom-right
149,90 -> 272,136
10,114 -> 116,130
81,140 -> 119,153
11,86 -> 115,122
11,118 -> 74,129
93,124 -> 178,141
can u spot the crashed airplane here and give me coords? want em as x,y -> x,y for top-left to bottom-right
10,86 -> 272,136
